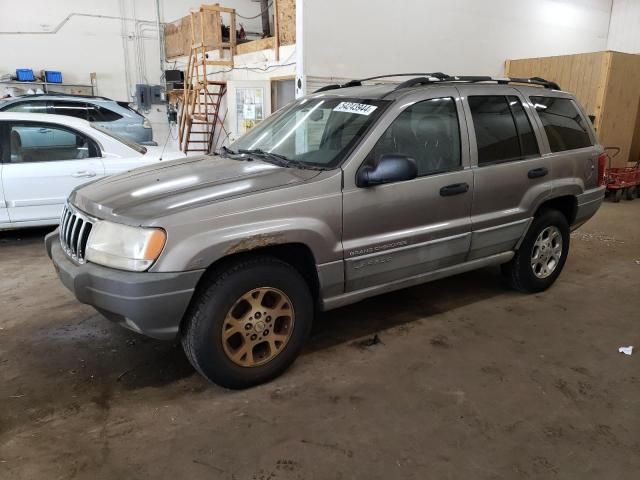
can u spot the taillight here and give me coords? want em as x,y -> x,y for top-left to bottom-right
597,152 -> 607,186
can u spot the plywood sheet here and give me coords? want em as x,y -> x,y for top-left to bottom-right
598,52 -> 640,166
236,37 -> 275,55
276,0 -> 295,45
164,18 -> 185,58
506,52 -> 608,128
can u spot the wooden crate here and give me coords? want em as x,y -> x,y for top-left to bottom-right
506,51 -> 640,167
165,0 -> 295,60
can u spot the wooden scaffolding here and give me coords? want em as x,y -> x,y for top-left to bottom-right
178,4 -> 236,153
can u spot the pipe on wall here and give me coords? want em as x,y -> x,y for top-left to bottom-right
119,0 -> 133,102
0,12 -> 158,35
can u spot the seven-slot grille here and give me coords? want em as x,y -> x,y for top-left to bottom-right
59,204 -> 94,263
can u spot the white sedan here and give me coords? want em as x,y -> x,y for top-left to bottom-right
0,112 -> 184,230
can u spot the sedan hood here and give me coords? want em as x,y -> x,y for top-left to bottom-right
142,145 -> 186,161
70,155 -> 321,222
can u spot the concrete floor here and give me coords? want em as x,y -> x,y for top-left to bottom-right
1,201 -> 639,479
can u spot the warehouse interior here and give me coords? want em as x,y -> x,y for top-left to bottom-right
0,1 -> 639,478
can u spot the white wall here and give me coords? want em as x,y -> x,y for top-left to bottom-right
607,0 -> 640,52
299,0 -> 613,90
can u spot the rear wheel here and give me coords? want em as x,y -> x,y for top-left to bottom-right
181,256 -> 313,389
503,209 -> 570,293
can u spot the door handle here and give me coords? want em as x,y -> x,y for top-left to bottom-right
439,182 -> 469,196
528,167 -> 549,179
72,171 -> 96,178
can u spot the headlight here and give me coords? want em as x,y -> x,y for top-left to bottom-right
142,118 -> 152,129
86,221 -> 166,272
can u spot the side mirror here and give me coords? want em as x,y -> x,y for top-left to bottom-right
356,154 -> 418,187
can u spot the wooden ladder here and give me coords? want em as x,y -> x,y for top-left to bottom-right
178,5 -> 235,153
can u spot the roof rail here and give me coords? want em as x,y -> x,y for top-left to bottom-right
14,93 -> 112,100
313,72 -> 449,93
313,73 -> 560,94
392,75 -> 560,91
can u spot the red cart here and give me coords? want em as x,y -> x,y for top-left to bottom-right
604,147 -> 640,202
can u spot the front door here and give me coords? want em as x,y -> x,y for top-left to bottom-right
0,164 -> 9,226
341,88 -> 473,292
457,86 -> 552,260
0,121 -> 105,224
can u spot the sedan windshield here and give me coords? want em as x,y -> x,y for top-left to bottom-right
227,97 -> 389,168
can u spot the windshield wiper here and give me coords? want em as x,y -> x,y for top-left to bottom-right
238,148 -> 290,164
220,145 -> 255,161
221,145 -> 237,155
237,149 -> 324,170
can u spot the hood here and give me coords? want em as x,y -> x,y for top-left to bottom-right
70,155 -> 321,222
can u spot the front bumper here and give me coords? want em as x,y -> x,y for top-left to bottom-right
572,186 -> 606,230
45,232 -> 204,340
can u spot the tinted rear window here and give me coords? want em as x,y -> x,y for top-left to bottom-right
530,97 -> 592,152
51,101 -> 88,120
468,95 -> 539,165
87,104 -> 122,122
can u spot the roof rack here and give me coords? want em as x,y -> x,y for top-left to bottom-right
314,73 -> 560,93
313,73 -> 449,93
13,92 -> 112,101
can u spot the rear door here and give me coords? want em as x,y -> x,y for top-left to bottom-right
0,171 -> 8,226
526,93 -> 599,191
459,86 -> 552,259
1,120 -> 105,224
341,88 -> 473,292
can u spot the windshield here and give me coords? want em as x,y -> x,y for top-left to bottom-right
91,124 -> 147,154
228,97 -> 389,168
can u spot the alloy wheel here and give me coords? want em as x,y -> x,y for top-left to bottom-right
222,287 -> 295,367
530,226 -> 563,279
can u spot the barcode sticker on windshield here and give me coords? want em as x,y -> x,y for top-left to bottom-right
333,102 -> 378,116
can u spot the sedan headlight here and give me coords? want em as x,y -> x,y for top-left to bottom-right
142,118 -> 152,129
86,221 -> 166,272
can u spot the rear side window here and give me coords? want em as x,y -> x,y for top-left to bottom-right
468,95 -> 539,165
51,101 -> 88,120
3,101 -> 48,113
368,97 -> 461,176
530,96 -> 592,152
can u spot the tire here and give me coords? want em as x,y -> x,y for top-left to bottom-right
624,186 -> 636,201
181,256 -> 313,389
502,209 -> 570,293
613,189 -> 623,203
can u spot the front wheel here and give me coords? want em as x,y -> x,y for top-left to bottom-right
181,256 -> 313,389
502,209 -> 570,293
